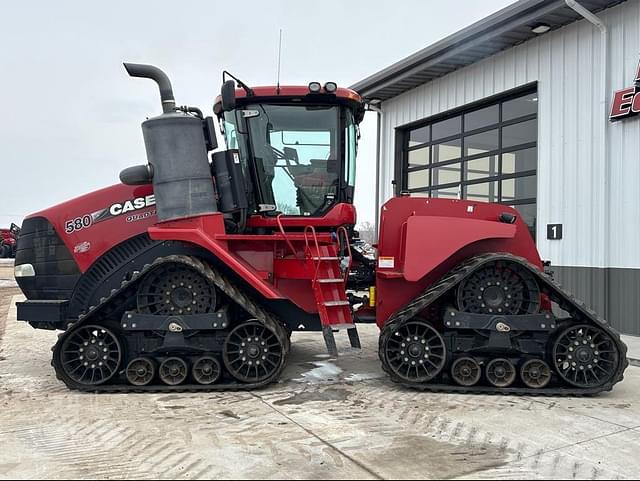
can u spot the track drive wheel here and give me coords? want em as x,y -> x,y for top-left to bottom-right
552,324 -> 619,388
456,260 -> 540,315
57,325 -> 122,386
223,321 -> 285,384
137,264 -> 216,316
383,319 -> 447,383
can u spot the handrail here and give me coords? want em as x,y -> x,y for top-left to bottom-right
304,225 -> 322,281
337,226 -> 352,282
277,213 -> 300,259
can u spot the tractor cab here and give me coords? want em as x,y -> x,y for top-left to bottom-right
213,81 -> 365,220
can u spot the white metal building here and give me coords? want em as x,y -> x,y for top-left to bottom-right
352,0 -> 640,335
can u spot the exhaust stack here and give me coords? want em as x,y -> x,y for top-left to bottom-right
123,62 -> 176,113
121,62 -> 217,222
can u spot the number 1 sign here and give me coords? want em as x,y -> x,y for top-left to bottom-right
547,224 -> 563,240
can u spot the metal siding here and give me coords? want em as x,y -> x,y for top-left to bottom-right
378,0 -> 640,270
607,0 -> 640,270
553,266 -> 608,325
554,266 -> 640,335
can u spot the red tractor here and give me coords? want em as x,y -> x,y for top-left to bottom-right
14,63 -> 627,394
0,224 -> 19,259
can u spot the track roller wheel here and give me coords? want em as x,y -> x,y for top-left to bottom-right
383,319 -> 446,383
520,359 -> 551,389
456,260 -> 540,315
552,324 -> 619,388
192,356 -> 222,385
451,357 -> 482,387
58,325 -> 122,386
486,358 -> 517,388
126,358 -> 156,386
223,321 -> 285,384
137,264 -> 216,316
159,357 -> 189,386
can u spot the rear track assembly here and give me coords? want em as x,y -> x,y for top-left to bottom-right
379,253 -> 628,396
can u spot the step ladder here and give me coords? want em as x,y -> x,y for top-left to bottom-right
304,226 -> 360,357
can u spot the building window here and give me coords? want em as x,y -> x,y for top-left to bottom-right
400,89 -> 538,238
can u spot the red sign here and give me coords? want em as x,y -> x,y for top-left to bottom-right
610,60 -> 640,121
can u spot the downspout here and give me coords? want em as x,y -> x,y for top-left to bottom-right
368,103 -> 383,240
564,0 -> 609,315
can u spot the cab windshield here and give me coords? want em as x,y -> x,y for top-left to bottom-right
224,104 -> 356,216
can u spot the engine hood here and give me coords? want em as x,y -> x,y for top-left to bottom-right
25,183 -> 157,272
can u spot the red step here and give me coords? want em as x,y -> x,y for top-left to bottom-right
302,227 -> 361,356
307,245 -> 352,327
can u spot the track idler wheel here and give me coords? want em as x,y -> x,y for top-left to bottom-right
58,325 -> 122,386
456,260 -> 540,315
451,357 -> 482,387
520,359 -> 552,389
486,358 -> 517,388
126,358 -> 156,386
383,319 -> 447,383
192,356 -> 222,385
223,321 -> 285,384
552,324 -> 619,388
159,357 -> 189,386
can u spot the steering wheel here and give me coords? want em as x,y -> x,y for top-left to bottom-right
270,145 -> 287,161
270,145 -> 302,172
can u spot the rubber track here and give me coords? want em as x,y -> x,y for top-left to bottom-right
51,255 -> 290,393
378,253 -> 629,396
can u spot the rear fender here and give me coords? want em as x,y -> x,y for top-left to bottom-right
375,197 -> 542,327
403,216 -> 515,282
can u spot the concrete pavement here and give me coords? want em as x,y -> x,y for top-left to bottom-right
1,290 -> 639,480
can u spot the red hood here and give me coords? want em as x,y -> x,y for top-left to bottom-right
26,182 -> 156,272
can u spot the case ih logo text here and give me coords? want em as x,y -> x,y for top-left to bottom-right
64,195 -> 157,235
109,194 -> 156,216
610,61 -> 640,121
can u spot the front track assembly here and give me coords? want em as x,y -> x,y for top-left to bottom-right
379,253 -> 628,396
51,255 -> 290,393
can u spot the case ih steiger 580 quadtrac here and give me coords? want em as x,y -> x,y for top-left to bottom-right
14,64 -> 627,394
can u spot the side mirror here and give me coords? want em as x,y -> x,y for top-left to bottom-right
221,80 -> 236,111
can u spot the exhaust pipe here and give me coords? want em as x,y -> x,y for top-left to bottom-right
121,61 -> 217,222
123,62 -> 176,113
